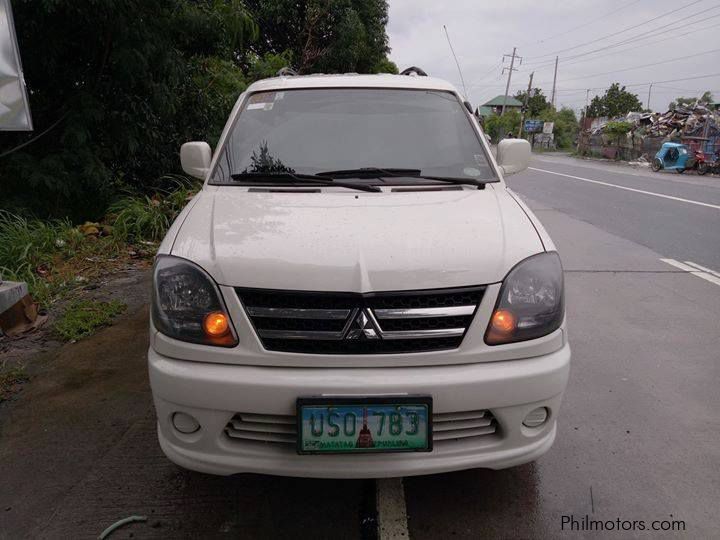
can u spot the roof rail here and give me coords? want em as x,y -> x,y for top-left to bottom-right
277,67 -> 299,77
400,66 -> 427,77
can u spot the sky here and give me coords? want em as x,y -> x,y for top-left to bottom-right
386,0 -> 720,114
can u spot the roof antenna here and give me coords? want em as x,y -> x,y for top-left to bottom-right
443,25 -> 468,98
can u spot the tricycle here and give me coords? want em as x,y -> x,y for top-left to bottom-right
651,142 -> 691,173
651,142 -> 709,174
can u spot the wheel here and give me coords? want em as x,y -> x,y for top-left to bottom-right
651,158 -> 662,172
697,163 -> 708,175
676,168 -> 685,174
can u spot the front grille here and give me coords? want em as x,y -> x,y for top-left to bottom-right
223,409 -> 498,447
237,286 -> 484,354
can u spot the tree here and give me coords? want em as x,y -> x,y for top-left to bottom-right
484,110 -> 522,142
669,91 -> 714,110
587,83 -> 643,118
244,0 -> 393,74
538,107 -> 579,149
1,0 -> 255,220
514,88 -> 550,117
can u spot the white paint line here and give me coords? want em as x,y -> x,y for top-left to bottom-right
528,167 -> 720,211
683,260 -> 720,279
660,258 -> 720,287
660,258 -> 698,272
376,478 -> 410,540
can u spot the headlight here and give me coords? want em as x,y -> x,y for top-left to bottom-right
485,252 -> 564,345
152,255 -> 237,347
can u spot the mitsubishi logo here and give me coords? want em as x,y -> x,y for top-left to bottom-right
344,309 -> 380,340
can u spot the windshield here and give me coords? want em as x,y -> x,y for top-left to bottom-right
209,88 -> 496,184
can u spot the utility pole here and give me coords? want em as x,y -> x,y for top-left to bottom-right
647,83 -> 653,111
550,56 -> 559,109
585,89 -> 591,119
501,47 -> 521,115
518,72 -> 534,138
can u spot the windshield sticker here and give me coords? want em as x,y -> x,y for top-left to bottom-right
247,102 -> 274,111
275,92 -> 285,101
463,167 -> 481,177
473,154 -> 485,166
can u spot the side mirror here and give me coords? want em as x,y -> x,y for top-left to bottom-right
496,139 -> 531,176
180,141 -> 212,179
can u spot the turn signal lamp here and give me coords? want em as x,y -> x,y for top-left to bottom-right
490,309 -> 516,334
204,312 -> 230,337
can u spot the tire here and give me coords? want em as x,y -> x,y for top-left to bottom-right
651,158 -> 662,172
697,163 -> 708,175
676,168 -> 685,174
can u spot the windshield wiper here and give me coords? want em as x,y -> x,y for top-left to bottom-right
315,167 -> 488,189
317,167 -> 422,178
230,172 -> 381,193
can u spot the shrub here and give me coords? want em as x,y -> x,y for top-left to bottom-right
109,176 -> 199,243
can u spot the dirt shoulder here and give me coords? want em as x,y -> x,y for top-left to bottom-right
0,262 -> 152,401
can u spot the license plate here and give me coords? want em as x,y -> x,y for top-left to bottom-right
297,397 -> 432,454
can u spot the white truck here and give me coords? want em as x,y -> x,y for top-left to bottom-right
149,70 -> 570,478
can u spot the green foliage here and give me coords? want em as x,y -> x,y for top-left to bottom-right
514,88 -> 550,117
0,211 -> 79,286
484,110 -> 522,142
247,51 -> 295,81
538,107 -> 579,149
1,0 -> 254,220
109,177 -> 199,243
374,57 -> 399,74
669,91 -> 714,110
244,0 -> 392,74
54,300 -> 127,341
604,121 -> 633,146
587,83 -> 643,118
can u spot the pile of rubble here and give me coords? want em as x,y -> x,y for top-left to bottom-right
589,104 -> 719,140
641,104 -> 718,138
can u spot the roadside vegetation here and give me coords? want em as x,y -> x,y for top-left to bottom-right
483,87 -> 580,149
54,300 -> 127,342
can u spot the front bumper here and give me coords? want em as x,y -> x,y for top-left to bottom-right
149,343 -> 570,478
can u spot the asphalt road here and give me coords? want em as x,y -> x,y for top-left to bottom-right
1,154 -> 719,539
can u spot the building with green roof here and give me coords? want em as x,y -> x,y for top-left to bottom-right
479,95 -> 523,116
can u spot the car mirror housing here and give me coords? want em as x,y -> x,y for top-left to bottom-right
497,139 -> 531,176
180,141 -> 212,179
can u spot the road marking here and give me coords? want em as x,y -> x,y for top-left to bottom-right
683,260 -> 720,278
528,167 -> 720,211
660,258 -> 720,287
376,478 -> 410,540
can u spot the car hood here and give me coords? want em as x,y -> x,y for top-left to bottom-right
170,185 -> 544,292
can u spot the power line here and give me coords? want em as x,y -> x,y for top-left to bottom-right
524,0 -> 707,60
518,0 -> 644,48
469,59 -> 504,86
522,7 -> 720,72
538,48 -> 720,85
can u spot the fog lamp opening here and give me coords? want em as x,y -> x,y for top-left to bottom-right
172,412 -> 201,434
523,407 -> 549,428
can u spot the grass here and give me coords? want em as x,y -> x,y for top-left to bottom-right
109,175 -> 198,243
0,367 -> 29,402
0,210 -> 126,306
54,299 -> 127,342
1,178 -> 196,340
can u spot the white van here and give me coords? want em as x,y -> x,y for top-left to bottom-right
148,71 -> 570,478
